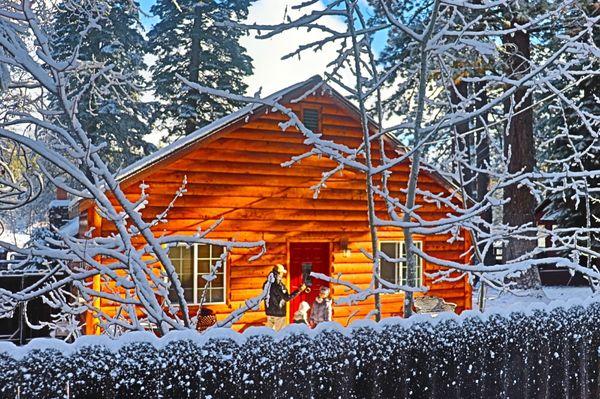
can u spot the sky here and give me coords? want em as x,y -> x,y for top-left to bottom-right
137,0 -> 387,96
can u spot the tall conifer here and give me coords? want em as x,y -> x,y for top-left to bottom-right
51,0 -> 155,168
148,0 -> 254,139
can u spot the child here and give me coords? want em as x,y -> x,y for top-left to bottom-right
293,301 -> 310,324
310,286 -> 333,326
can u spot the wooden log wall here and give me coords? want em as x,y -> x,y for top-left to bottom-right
82,90 -> 472,332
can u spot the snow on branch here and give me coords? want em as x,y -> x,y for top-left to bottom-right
0,0 -> 265,337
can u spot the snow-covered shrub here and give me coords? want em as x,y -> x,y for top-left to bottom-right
353,325 -> 387,397
0,352 -> 18,399
113,342 -> 163,399
275,332 -> 313,398
17,348 -> 70,399
1,302 -> 600,398
67,345 -> 116,399
196,338 -> 239,397
234,333 -> 277,398
310,329 -> 353,398
161,340 -> 204,398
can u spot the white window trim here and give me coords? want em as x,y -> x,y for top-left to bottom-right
168,244 -> 227,305
194,244 -> 227,305
378,240 -> 423,287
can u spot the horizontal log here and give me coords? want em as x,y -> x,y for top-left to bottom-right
164,147 -> 415,174
126,193 -> 454,217
227,127 -> 370,148
141,208 -> 372,222
230,277 -> 273,290
163,161 -> 361,180
231,289 -> 263,301
122,183 -> 454,204
169,148 -> 340,168
229,266 -> 273,278
119,195 -> 456,215
224,127 -> 401,158
201,138 -> 422,171
228,253 -> 286,266
332,252 -> 373,263
244,112 -> 362,131
205,137 -> 311,155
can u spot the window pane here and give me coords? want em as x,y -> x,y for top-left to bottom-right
167,245 -> 194,304
401,262 -> 409,286
169,287 -> 194,303
182,245 -> 192,258
212,245 -> 224,258
181,257 -> 192,275
210,288 -> 224,303
198,259 -> 210,274
213,273 -> 224,288
381,259 -> 395,284
168,245 -> 181,259
198,244 -> 210,258
381,243 -> 396,258
194,244 -> 226,304
197,275 -> 209,289
181,270 -> 193,290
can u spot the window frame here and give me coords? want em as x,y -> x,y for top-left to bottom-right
167,243 -> 227,305
195,244 -> 227,305
378,240 -> 423,287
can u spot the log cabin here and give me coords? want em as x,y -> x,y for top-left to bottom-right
77,75 -> 472,333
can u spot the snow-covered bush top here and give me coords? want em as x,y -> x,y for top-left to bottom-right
2,297 -> 600,398
2,294 -> 598,358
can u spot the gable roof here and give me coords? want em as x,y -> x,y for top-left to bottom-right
78,75 -> 460,210
118,75 -> 328,183
118,75 -> 412,184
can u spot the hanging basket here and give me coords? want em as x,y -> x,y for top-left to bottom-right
196,307 -> 217,331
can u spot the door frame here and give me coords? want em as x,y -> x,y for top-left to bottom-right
285,239 -> 333,324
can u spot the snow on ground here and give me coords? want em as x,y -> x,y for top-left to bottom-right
472,285 -> 594,313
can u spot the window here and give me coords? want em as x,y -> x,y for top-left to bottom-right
168,245 -> 194,302
379,241 -> 423,286
167,244 -> 226,304
302,108 -> 320,132
197,244 -> 226,304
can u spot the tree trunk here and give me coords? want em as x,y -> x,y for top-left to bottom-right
502,21 -> 543,291
403,0 -> 441,317
475,83 -> 495,267
185,3 -> 202,135
451,79 -> 475,199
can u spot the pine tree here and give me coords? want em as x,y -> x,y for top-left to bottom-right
148,0 -> 254,140
51,0 -> 155,168
544,3 -> 600,267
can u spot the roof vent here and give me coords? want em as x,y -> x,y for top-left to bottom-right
302,108 -> 320,133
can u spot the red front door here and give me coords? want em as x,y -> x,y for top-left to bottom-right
289,242 -> 330,323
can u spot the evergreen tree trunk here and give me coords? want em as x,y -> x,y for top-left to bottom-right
186,3 -> 202,135
475,83 -> 495,267
451,78 -> 475,198
502,21 -> 543,291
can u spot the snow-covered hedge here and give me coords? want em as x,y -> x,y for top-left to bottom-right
2,300 -> 600,398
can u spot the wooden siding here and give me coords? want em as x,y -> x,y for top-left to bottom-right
84,90 -> 471,331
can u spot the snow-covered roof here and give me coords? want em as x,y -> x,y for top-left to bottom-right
74,75 -> 459,210
117,75 -> 325,183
